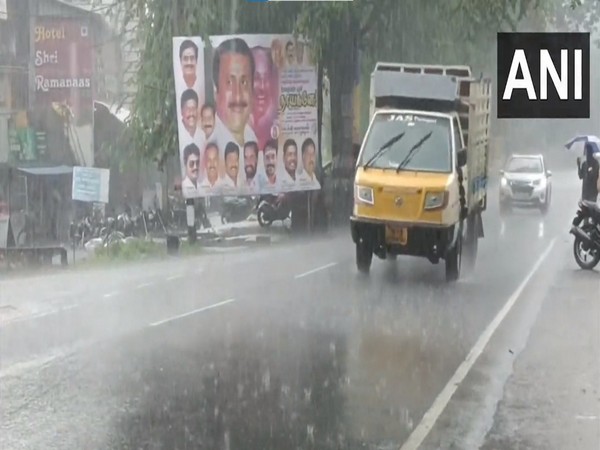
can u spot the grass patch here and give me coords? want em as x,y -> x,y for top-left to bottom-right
88,237 -> 203,265
93,239 -> 167,263
179,239 -> 204,256
72,236 -> 205,270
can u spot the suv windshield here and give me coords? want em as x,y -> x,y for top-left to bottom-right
506,157 -> 543,173
358,112 -> 452,172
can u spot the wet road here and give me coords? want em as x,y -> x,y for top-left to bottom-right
1,170 -> 597,449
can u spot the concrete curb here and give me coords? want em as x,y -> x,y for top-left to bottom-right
197,234 -> 278,247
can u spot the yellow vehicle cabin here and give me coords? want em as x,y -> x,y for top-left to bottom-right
350,62 -> 492,281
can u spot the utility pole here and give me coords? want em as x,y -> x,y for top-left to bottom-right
186,198 -> 196,243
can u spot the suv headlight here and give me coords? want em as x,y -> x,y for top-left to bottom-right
500,177 -> 507,187
424,191 -> 448,210
532,178 -> 546,187
355,185 -> 374,205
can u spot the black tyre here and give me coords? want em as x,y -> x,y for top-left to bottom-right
573,231 -> 600,270
257,208 -> 272,228
356,241 -> 372,274
445,230 -> 463,282
463,214 -> 479,274
540,188 -> 551,215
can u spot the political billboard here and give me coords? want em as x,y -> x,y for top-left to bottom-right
172,34 -> 320,198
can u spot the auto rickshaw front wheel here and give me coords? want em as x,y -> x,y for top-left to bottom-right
445,231 -> 463,282
356,241 -> 372,274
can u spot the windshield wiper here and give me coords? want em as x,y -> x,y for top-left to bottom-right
396,131 -> 433,173
362,132 -> 405,170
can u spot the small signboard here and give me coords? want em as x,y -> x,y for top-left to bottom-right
72,166 -> 110,203
0,216 -> 12,248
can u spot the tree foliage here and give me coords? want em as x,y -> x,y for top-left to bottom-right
561,0 -> 600,35
113,0 -> 553,168
453,0 -> 547,32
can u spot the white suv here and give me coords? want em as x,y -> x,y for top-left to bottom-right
499,154 -> 552,215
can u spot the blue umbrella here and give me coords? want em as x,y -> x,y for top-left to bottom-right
564,135 -> 600,155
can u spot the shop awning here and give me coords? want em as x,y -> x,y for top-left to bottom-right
17,165 -> 73,176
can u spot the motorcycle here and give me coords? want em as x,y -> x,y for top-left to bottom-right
257,194 -> 291,227
221,196 -> 255,224
116,211 -> 135,237
570,200 -> 600,270
145,208 -> 164,232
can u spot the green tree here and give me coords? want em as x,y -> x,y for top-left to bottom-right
561,0 -> 600,37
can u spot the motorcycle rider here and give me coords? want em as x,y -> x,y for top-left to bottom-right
271,193 -> 287,210
577,143 -> 600,202
257,192 -> 288,213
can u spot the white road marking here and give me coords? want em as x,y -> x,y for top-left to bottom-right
167,274 -> 184,281
0,352 -> 63,379
103,292 -> 119,299
400,238 -> 556,450
3,310 -> 53,325
149,298 -> 236,327
0,341 -> 89,379
3,303 -> 78,325
136,282 -> 153,289
294,262 -> 337,279
575,415 -> 598,421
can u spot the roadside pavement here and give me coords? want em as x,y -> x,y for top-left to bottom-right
402,228 -> 599,450
57,212 -> 289,265
481,264 -> 600,450
196,211 -> 291,245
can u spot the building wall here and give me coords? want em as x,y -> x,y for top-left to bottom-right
32,1 -> 168,209
0,0 -> 30,164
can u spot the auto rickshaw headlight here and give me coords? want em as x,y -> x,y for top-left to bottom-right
424,191 -> 448,210
355,185 -> 374,205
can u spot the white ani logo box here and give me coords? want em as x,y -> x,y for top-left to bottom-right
497,32 -> 590,119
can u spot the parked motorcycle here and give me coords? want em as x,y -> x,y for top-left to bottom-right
257,194 -> 291,227
144,208 -> 164,232
116,211 -> 135,237
221,196 -> 255,224
70,213 -> 103,247
570,200 -> 600,270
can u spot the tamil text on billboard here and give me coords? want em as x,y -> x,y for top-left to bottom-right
172,34 -> 320,198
